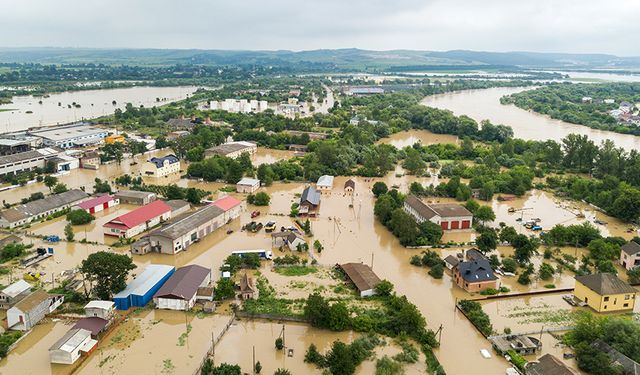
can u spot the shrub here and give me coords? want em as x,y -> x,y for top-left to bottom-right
66,209 -> 95,225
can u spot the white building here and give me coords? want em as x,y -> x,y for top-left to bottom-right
49,328 -> 96,365
0,148 -> 62,176
0,189 -> 89,228
146,155 -> 180,178
84,300 -> 115,320
153,265 -> 211,310
317,175 -> 334,191
28,123 -> 109,149
7,289 -> 63,331
236,177 -> 260,193
0,280 -> 32,309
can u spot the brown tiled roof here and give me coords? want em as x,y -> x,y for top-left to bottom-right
404,195 -> 437,220
525,354 -> 578,375
575,273 -> 636,295
340,263 -> 381,293
344,179 -> 355,189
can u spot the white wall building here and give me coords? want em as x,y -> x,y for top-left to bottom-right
236,178 -> 260,193
49,328 -> 96,364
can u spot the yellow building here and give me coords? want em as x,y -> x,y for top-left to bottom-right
574,273 -> 636,312
105,135 -> 126,145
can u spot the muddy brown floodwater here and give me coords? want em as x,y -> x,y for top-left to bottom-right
2,155 -> 637,374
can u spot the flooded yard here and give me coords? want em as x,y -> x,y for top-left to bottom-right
377,129 -> 459,149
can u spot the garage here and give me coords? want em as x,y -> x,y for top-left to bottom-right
441,221 -> 449,230
451,221 -> 460,230
461,220 -> 471,229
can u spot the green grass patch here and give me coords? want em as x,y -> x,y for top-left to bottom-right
274,265 -> 318,276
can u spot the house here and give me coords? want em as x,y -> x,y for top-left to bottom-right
239,273 -> 258,300
76,195 -> 119,214
146,155 -> 180,178
212,195 -> 243,223
443,255 -> 460,270
84,300 -> 115,320
7,289 -> 64,331
581,97 -> 593,103
48,328 -> 97,365
166,199 -> 191,217
619,101 -> 633,113
0,280 -> 32,309
316,175 -> 334,191
271,231 -> 307,251
47,153 -> 80,173
490,335 -> 541,355
80,151 -> 100,169
205,141 -> 257,159
574,273 -> 636,312
113,264 -> 175,310
299,186 -> 321,216
142,204 -> 225,255
284,130 -> 328,140
403,195 -> 473,230
236,177 -> 260,193
452,258 -> 499,292
525,354 -> 577,375
153,265 -> 211,310
591,339 -> 640,375
103,200 -> 172,238
28,123 -> 108,149
620,241 -> 640,271
338,263 -> 381,297
114,190 -> 156,205
0,189 -> 89,228
604,99 -> 615,104
344,179 -> 355,193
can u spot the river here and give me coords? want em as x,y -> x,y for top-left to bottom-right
421,87 -> 640,150
0,86 -> 198,132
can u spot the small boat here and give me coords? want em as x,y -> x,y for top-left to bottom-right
480,349 -> 491,359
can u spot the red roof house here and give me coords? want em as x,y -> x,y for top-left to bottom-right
76,195 -> 119,214
212,196 -> 243,221
103,200 -> 171,238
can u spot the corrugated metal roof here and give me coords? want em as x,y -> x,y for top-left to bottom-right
340,263 -> 381,293
12,289 -> 49,313
1,280 -> 31,298
151,204 -> 223,240
49,328 -> 92,352
212,196 -> 241,212
104,200 -> 171,230
317,175 -> 334,187
153,265 -> 210,300
84,300 -> 114,310
114,264 -> 175,299
1,189 -> 89,223
237,177 -> 260,186
300,186 -> 321,206
76,195 -> 115,210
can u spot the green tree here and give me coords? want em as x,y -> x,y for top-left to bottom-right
67,209 -> 95,225
275,337 -> 284,350
252,192 -> 271,206
304,293 -> 329,327
255,361 -> 262,374
375,280 -> 394,296
538,263 -> 555,280
273,369 -> 291,375
474,205 -> 496,224
327,302 -> 351,331
325,341 -> 357,375
372,182 -> 388,198
476,230 -> 498,254
165,184 -> 185,200
210,363 -> 241,375
628,267 -> 640,284
513,234 -> 539,263
214,278 -> 236,300
501,258 -> 518,273
80,251 -> 136,299
43,175 -> 58,192
93,178 -> 112,194
64,223 -> 75,241
185,188 -> 201,204
53,183 -> 68,194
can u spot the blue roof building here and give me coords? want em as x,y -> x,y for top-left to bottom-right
146,155 -> 180,178
113,264 -> 175,310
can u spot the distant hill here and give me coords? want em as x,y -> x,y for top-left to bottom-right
1,47 -> 639,71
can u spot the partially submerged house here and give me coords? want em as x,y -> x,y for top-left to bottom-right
0,280 -> 32,309
103,200 -> 172,238
146,155 -> 180,178
338,263 -> 381,297
344,179 -> 355,193
153,265 -> 212,310
236,177 -> 260,193
75,195 -> 119,214
7,289 -> 64,331
49,328 -> 96,365
271,231 -> 307,251
205,141 -> 257,159
620,241 -> 640,271
299,186 -> 321,216
403,195 -> 473,230
239,273 -> 258,300
525,353 -> 578,375
113,264 -> 175,310
490,334 -> 541,356
0,189 -> 89,228
452,258 -> 499,292
212,195 -> 243,223
574,273 -> 636,312
316,175 -> 334,191
114,190 -> 156,205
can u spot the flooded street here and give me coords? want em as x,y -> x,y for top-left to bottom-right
0,86 -> 197,131
377,129 -> 459,149
421,87 -> 640,150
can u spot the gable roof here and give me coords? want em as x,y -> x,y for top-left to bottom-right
237,177 -> 260,186
1,280 -> 31,298
622,241 -> 640,256
76,195 -> 115,210
72,317 -> 109,337
317,175 -> 334,187
114,264 -> 175,299
428,203 -> 473,218
104,200 -> 171,230
153,265 -> 210,300
339,263 -> 381,292
592,340 -> 640,375
212,195 -> 242,212
404,195 -> 438,220
240,273 -> 257,293
300,186 -> 321,206
2,189 -> 89,223
444,255 -> 460,268
49,328 -> 92,352
149,155 -> 179,168
525,354 -> 577,375
456,258 -> 498,283
12,289 -> 49,312
575,273 -> 636,295
344,179 -> 355,189
84,300 -> 114,311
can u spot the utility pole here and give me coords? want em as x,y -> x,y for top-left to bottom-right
371,252 -> 374,269
436,324 -> 444,345
211,332 -> 215,366
252,345 -> 256,373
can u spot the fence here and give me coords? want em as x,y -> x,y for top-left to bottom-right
193,313 -> 236,375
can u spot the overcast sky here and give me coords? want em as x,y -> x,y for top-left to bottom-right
2,0 -> 639,55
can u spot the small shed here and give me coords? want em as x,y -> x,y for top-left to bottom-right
344,179 -> 355,193
84,300 -> 115,320
338,263 -> 381,297
443,255 -> 460,270
49,328 -> 96,365
240,273 -> 258,300
72,317 -> 109,338
113,264 -> 175,310
490,335 -> 541,355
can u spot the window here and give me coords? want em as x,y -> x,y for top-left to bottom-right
604,296 -> 609,302
625,295 -> 631,300
624,303 -> 629,308
603,305 -> 607,310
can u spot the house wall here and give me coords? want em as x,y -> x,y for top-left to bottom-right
49,335 -> 91,364
149,161 -> 180,178
620,252 -> 640,270
85,307 -> 113,320
236,182 -> 259,193
0,156 -> 47,176
432,215 -> 473,230
150,214 -> 224,254
403,202 -> 426,223
105,211 -> 171,238
7,298 -> 50,331
574,282 -> 636,312
452,269 -> 499,292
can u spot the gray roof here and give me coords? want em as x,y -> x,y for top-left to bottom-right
525,354 -> 577,375
166,200 -> 190,212
444,255 -> 460,267
300,186 -> 321,206
114,190 -> 155,199
455,258 -> 498,283
622,241 -> 640,256
206,141 -> 256,156
29,123 -> 106,142
340,263 -> 381,292
49,328 -> 92,352
405,195 -> 437,220
592,340 -> 640,375
151,204 -> 224,240
153,265 -> 210,300
575,273 -> 636,295
429,203 -> 473,218
0,148 -> 59,166
1,189 -> 88,223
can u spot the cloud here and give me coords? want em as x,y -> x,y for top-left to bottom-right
1,0 -> 638,55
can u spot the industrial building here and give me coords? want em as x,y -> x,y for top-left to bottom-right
205,141 -> 257,159
153,265 -> 211,310
79,151 -> 100,169
146,154 -> 180,177
113,264 -> 175,310
166,199 -> 191,217
0,189 -> 89,228
114,190 -> 156,205
236,177 -> 260,193
75,195 -> 119,214
103,200 -> 172,238
403,195 -> 473,230
212,195 -> 243,222
48,328 -> 96,365
143,204 -> 225,254
28,123 -> 109,149
0,147 -> 62,176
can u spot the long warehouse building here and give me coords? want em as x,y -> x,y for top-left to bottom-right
113,264 -> 175,310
